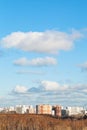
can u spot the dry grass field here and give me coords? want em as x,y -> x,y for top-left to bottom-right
0,114 -> 87,130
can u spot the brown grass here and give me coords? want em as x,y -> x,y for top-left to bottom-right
0,114 -> 87,130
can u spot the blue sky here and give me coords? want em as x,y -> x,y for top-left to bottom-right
0,0 -> 87,107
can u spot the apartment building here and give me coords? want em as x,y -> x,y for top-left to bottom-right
36,104 -> 52,114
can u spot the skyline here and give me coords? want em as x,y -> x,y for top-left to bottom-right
0,0 -> 87,107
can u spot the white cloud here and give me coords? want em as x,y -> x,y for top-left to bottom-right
12,82 -> 87,94
0,30 -> 83,53
72,84 -> 87,93
83,89 -> 87,93
16,70 -> 45,75
40,80 -> 69,91
7,82 -> 87,106
14,85 -> 28,93
14,57 -> 57,66
14,57 -> 29,66
78,62 -> 87,71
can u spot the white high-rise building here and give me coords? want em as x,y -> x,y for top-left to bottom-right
66,106 -> 84,116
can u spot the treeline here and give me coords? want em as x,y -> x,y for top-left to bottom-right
0,114 -> 87,130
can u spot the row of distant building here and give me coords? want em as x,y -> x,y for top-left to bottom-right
0,104 -> 87,117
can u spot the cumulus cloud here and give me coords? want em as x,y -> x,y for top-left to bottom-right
12,81 -> 87,95
0,30 -> 83,53
14,57 -> 57,66
40,80 -> 69,91
13,85 -> 28,93
7,82 -> 87,106
13,81 -> 69,95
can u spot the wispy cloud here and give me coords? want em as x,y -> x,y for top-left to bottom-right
78,62 -> 87,71
0,30 -> 83,53
14,57 -> 57,66
16,70 -> 46,75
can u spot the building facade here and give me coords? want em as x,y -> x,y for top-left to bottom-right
36,104 -> 52,115
52,105 -> 62,117
66,107 -> 84,116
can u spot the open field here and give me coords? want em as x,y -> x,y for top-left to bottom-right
0,114 -> 87,130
